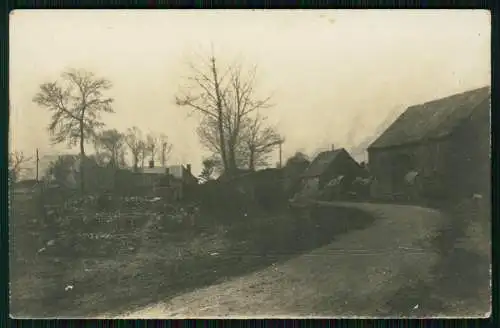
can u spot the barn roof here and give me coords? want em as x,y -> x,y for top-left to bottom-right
369,86 -> 491,149
302,148 -> 347,178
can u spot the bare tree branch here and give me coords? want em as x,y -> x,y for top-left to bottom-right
33,68 -> 114,192
9,151 -> 33,183
238,115 -> 283,170
125,126 -> 147,171
175,52 -> 274,176
144,132 -> 174,166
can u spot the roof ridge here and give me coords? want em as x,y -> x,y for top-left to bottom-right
423,89 -> 490,140
368,86 -> 490,149
417,86 -> 490,108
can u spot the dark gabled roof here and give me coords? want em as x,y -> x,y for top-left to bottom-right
369,86 -> 491,150
302,148 -> 347,178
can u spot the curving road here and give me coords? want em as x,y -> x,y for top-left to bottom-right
108,202 -> 487,318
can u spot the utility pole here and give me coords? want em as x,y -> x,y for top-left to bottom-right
278,139 -> 284,169
35,148 -> 39,182
279,142 -> 282,168
161,142 -> 166,167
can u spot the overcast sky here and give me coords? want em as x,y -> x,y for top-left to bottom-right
10,9 -> 490,175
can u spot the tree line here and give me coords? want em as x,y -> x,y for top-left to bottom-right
27,69 -> 174,191
23,52 -> 286,191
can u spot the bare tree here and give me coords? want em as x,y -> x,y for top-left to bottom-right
33,69 -> 114,192
94,129 -> 127,168
158,133 -> 173,167
175,54 -> 272,176
239,115 -> 283,170
145,132 -> 173,167
124,126 -> 146,172
9,151 -> 33,184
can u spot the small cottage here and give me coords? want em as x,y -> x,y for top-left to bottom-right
295,147 -> 365,200
368,86 -> 490,202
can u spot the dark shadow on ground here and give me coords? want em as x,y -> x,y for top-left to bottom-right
380,201 -> 491,317
10,204 -> 377,317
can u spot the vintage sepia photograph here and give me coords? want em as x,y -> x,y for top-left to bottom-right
9,9 -> 491,318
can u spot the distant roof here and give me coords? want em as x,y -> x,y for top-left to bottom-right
302,148 -> 346,178
369,86 -> 491,149
141,167 -> 167,175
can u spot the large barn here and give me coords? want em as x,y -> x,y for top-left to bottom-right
368,86 -> 491,202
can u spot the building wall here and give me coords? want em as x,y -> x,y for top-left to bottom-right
319,151 -> 364,189
368,140 -> 448,201
73,166 -> 116,192
369,101 -> 489,202
445,101 -> 490,198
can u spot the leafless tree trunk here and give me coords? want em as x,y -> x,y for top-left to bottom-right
145,133 -> 172,167
125,126 -> 146,172
210,56 -> 230,172
239,114 -> 283,170
175,53 -> 273,176
158,133 -> 173,166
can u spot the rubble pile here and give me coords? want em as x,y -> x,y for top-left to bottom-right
37,195 -> 202,258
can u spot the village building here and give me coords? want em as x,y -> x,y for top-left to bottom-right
130,162 -> 198,200
164,164 -> 198,200
294,147 -> 366,200
368,86 -> 490,202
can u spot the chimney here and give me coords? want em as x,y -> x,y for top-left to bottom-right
331,144 -> 335,151
149,160 -> 154,168
186,164 -> 192,174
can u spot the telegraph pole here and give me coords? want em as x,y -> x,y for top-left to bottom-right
35,148 -> 39,182
161,142 -> 166,167
278,139 -> 284,169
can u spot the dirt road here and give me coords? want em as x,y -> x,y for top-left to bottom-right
110,202 -> 463,318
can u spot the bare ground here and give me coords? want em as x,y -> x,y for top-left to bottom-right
114,202 -> 491,318
10,195 -> 376,318
10,194 -> 490,318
